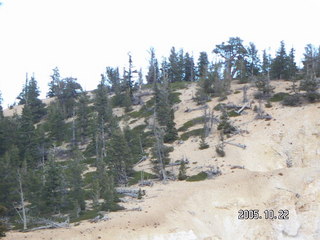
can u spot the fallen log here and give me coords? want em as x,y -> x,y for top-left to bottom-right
184,104 -> 208,113
116,188 -> 145,198
256,113 -> 272,120
127,207 -> 142,212
230,165 -> 245,169
26,220 -> 69,231
225,103 -> 251,110
224,141 -> 247,149
235,102 -> 251,114
138,180 -> 154,187
89,214 -> 110,223
116,188 -> 140,194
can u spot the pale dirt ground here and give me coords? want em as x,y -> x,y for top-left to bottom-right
4,80 -> 320,240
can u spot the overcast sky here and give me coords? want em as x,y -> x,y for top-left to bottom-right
0,0 -> 320,107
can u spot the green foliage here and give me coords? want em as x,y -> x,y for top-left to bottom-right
270,41 -> 290,80
18,105 -> 40,167
76,92 -> 92,144
199,137 -> 209,150
170,81 -> 188,91
265,101 -> 273,108
186,172 -> 208,182
216,145 -> 225,157
269,92 -> 290,102
123,126 -> 145,164
146,48 -> 160,84
228,110 -> 240,117
46,102 -> 66,144
17,75 -> 46,123
41,160 -> 65,214
180,128 -> 204,141
254,75 -> 274,98
282,94 -> 300,106
178,161 -> 187,180
94,76 -> 113,124
305,92 -> 320,103
70,209 -> 100,223
169,92 -> 182,104
66,155 -> 86,212
163,109 -> 178,143
107,128 -> 133,183
128,171 -> 157,185
217,121 -> 236,135
197,52 -> 209,79
0,205 -> 7,237
213,37 -> 247,83
214,103 -> 226,111
300,75 -> 319,94
178,117 -> 204,132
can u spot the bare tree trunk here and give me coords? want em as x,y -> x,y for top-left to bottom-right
72,107 -> 76,149
17,169 -> 27,230
101,118 -> 106,159
153,110 -> 167,181
138,134 -> 144,154
243,86 -> 248,103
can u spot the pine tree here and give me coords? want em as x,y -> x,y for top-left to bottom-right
0,146 -> 20,211
168,47 -> 183,82
47,102 -> 66,144
0,91 -> 3,120
18,105 -> 39,167
106,67 -> 121,94
146,48 -> 160,84
95,75 -> 112,123
261,50 -> 271,76
246,42 -> 260,76
76,92 -> 91,144
41,159 -> 64,213
178,161 -> 187,180
123,126 -> 144,162
107,128 -> 133,184
17,75 -> 46,123
197,52 -> 209,79
47,67 -> 62,98
95,159 -> 121,211
123,53 -> 137,103
153,81 -> 170,126
270,41 -> 290,80
66,152 -> 86,216
288,48 -> 298,79
184,52 -> 195,82
59,77 -> 82,118
302,44 -> 318,78
0,204 -> 7,237
163,109 -> 178,143
213,37 -> 247,84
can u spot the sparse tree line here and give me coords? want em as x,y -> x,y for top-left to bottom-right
0,37 -> 320,235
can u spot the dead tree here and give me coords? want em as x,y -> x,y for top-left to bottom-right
243,85 -> 248,103
152,108 -> 167,181
17,169 -> 27,230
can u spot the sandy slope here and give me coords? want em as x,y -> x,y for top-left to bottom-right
4,80 -> 320,240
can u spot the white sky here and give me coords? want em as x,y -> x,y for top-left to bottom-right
0,0 -> 320,107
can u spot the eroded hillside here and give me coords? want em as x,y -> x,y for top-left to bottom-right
4,80 -> 320,240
